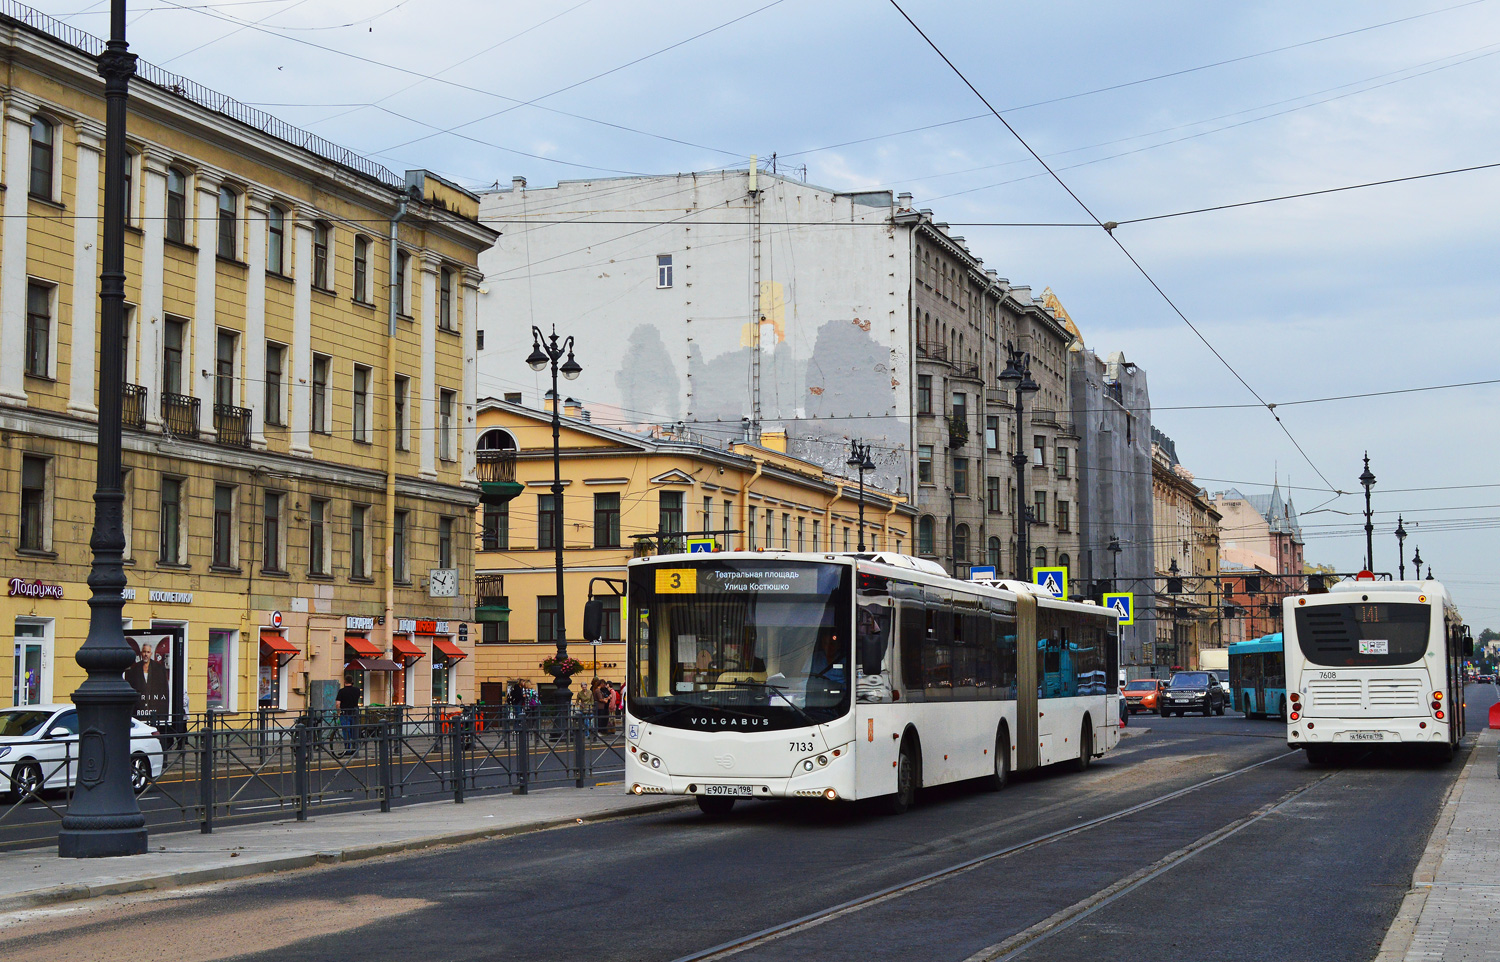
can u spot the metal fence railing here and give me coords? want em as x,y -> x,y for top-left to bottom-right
0,708 -> 626,849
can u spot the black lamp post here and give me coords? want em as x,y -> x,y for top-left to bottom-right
59,0 -> 147,859
1359,453 -> 1376,573
846,440 -> 875,552
1107,535 -> 1122,592
526,326 -> 581,712
1395,515 -> 1408,580
997,342 -> 1039,580
1412,546 -> 1423,583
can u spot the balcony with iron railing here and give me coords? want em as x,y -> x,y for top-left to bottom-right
214,404 -> 252,448
474,573 -> 509,624
915,341 -> 949,363
121,383 -> 147,429
161,393 -> 199,440
476,449 -> 523,504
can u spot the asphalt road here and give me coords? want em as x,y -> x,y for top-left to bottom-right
3,685 -> 1492,962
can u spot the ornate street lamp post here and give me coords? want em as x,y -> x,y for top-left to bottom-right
1359,453 -> 1376,573
1394,515 -> 1408,580
60,0 -> 148,858
526,326 -> 581,714
1412,546 -> 1423,583
846,440 -> 875,551
997,343 -> 1039,580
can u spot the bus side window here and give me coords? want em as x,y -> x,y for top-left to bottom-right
898,605 -> 926,702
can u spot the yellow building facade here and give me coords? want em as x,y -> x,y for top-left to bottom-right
1,11 -> 496,719
471,397 -> 915,697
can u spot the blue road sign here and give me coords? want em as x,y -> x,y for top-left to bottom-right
1033,566 -> 1068,598
1103,592 -> 1134,625
970,566 -> 997,581
687,539 -> 715,553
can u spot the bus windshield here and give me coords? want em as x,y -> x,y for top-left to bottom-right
1293,602 -> 1431,667
628,560 -> 852,732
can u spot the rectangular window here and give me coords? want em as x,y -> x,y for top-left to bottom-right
482,501 -> 508,551
24,282 -> 50,378
18,456 -> 47,552
764,509 -> 772,549
439,268 -> 454,330
439,389 -> 456,460
353,237 -> 370,303
439,517 -> 454,569
538,494 -> 559,550
748,506 -> 758,550
313,222 -> 330,289
207,630 -> 232,711
165,168 -> 186,244
987,476 -> 1002,514
309,499 -> 328,575
723,499 -> 732,537
122,152 -> 134,227
352,364 -> 371,443
163,318 -> 185,396
217,186 -> 237,259
781,514 -> 789,549
159,476 -> 183,564
29,118 -> 53,199
953,458 -> 969,495
1033,490 -> 1047,524
264,343 -> 284,426
812,519 -> 820,550
538,595 -> 558,644
594,493 -> 621,548
951,391 -> 967,423
659,491 -> 684,540
917,374 -> 932,414
1057,446 -> 1070,478
918,445 -> 934,484
701,496 -> 713,534
212,484 -> 236,568
601,597 -> 622,642
311,354 -> 330,434
1057,500 -> 1070,533
393,510 -> 408,583
844,527 -> 851,552
482,600 -> 510,643
351,504 -> 369,578
1033,435 -> 1045,466
985,415 -> 1000,452
267,206 -> 285,274
263,491 -> 282,572
215,329 -> 236,408
396,251 -> 409,314
393,375 -> 409,451
796,517 -> 805,552
657,254 -> 673,288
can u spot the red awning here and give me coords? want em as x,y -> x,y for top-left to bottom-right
347,657 -> 402,672
344,635 -> 382,658
391,636 -> 424,661
431,637 -> 468,661
260,631 -> 299,666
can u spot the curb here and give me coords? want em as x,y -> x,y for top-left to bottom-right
0,796 -> 694,915
1371,733 -> 1483,962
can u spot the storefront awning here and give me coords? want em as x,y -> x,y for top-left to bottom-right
260,631 -> 299,666
431,637 -> 468,661
391,636 -> 424,661
347,657 -> 402,672
344,635 -> 382,658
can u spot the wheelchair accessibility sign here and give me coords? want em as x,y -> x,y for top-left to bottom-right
1103,592 -> 1134,625
1032,567 -> 1068,598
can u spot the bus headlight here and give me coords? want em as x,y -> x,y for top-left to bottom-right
803,760 -> 815,772
651,757 -> 662,769
817,755 -> 828,767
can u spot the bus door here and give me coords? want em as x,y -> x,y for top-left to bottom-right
1015,593 -> 1038,771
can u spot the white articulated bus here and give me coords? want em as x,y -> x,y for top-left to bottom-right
613,551 -> 1122,816
1283,578 -> 1472,764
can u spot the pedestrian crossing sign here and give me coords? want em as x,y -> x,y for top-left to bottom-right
1103,592 -> 1134,625
1033,567 -> 1068,598
687,538 -> 716,553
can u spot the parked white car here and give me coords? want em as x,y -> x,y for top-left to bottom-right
0,704 -> 163,800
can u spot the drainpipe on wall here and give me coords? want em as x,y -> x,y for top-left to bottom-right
384,197 -> 409,665
885,498 -> 900,553
741,456 -> 764,551
827,482 -> 845,552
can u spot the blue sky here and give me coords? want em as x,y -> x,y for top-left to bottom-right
39,0 -> 1500,622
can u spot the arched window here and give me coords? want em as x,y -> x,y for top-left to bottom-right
1035,546 -> 1047,567
353,235 -> 370,302
918,516 -> 935,556
217,185 -> 238,258
29,116 -> 54,199
1058,553 -> 1071,579
987,537 -> 1002,569
165,167 -> 188,243
477,428 -> 517,451
953,524 -> 969,563
267,206 -> 285,275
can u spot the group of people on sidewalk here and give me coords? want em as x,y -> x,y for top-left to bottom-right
588,678 -> 624,735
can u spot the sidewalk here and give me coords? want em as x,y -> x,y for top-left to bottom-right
0,786 -> 690,915
1378,728 -> 1500,962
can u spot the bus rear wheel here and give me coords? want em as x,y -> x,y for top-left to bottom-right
1430,742 -> 1455,765
981,727 -> 1010,792
1073,723 -> 1093,773
882,741 -> 919,815
697,795 -> 735,818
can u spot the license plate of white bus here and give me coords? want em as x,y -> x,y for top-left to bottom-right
1347,731 -> 1385,741
703,785 -> 752,797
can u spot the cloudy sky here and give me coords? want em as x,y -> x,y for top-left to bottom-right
36,0 -> 1500,622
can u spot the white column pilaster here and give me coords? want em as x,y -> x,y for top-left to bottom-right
289,207 -> 315,456
244,187 -> 270,447
0,94 -> 41,404
67,120 -> 106,416
192,167 -> 223,431
461,269 -> 481,484
418,253 -> 439,479
138,147 -> 169,426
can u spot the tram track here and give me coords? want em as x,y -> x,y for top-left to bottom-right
670,749 -> 1303,962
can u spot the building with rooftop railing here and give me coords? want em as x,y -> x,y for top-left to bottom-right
0,3 -> 497,718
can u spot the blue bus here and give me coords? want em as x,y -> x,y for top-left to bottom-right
1229,633 -> 1287,720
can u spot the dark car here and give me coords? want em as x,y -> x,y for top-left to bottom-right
1159,671 -> 1227,717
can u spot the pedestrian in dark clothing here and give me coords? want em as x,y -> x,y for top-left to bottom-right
336,676 -> 361,755
593,678 -> 611,735
507,680 -> 525,721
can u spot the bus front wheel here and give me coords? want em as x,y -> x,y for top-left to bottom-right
1073,722 -> 1093,773
982,727 -> 1010,792
882,741 -> 920,815
697,795 -> 735,818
